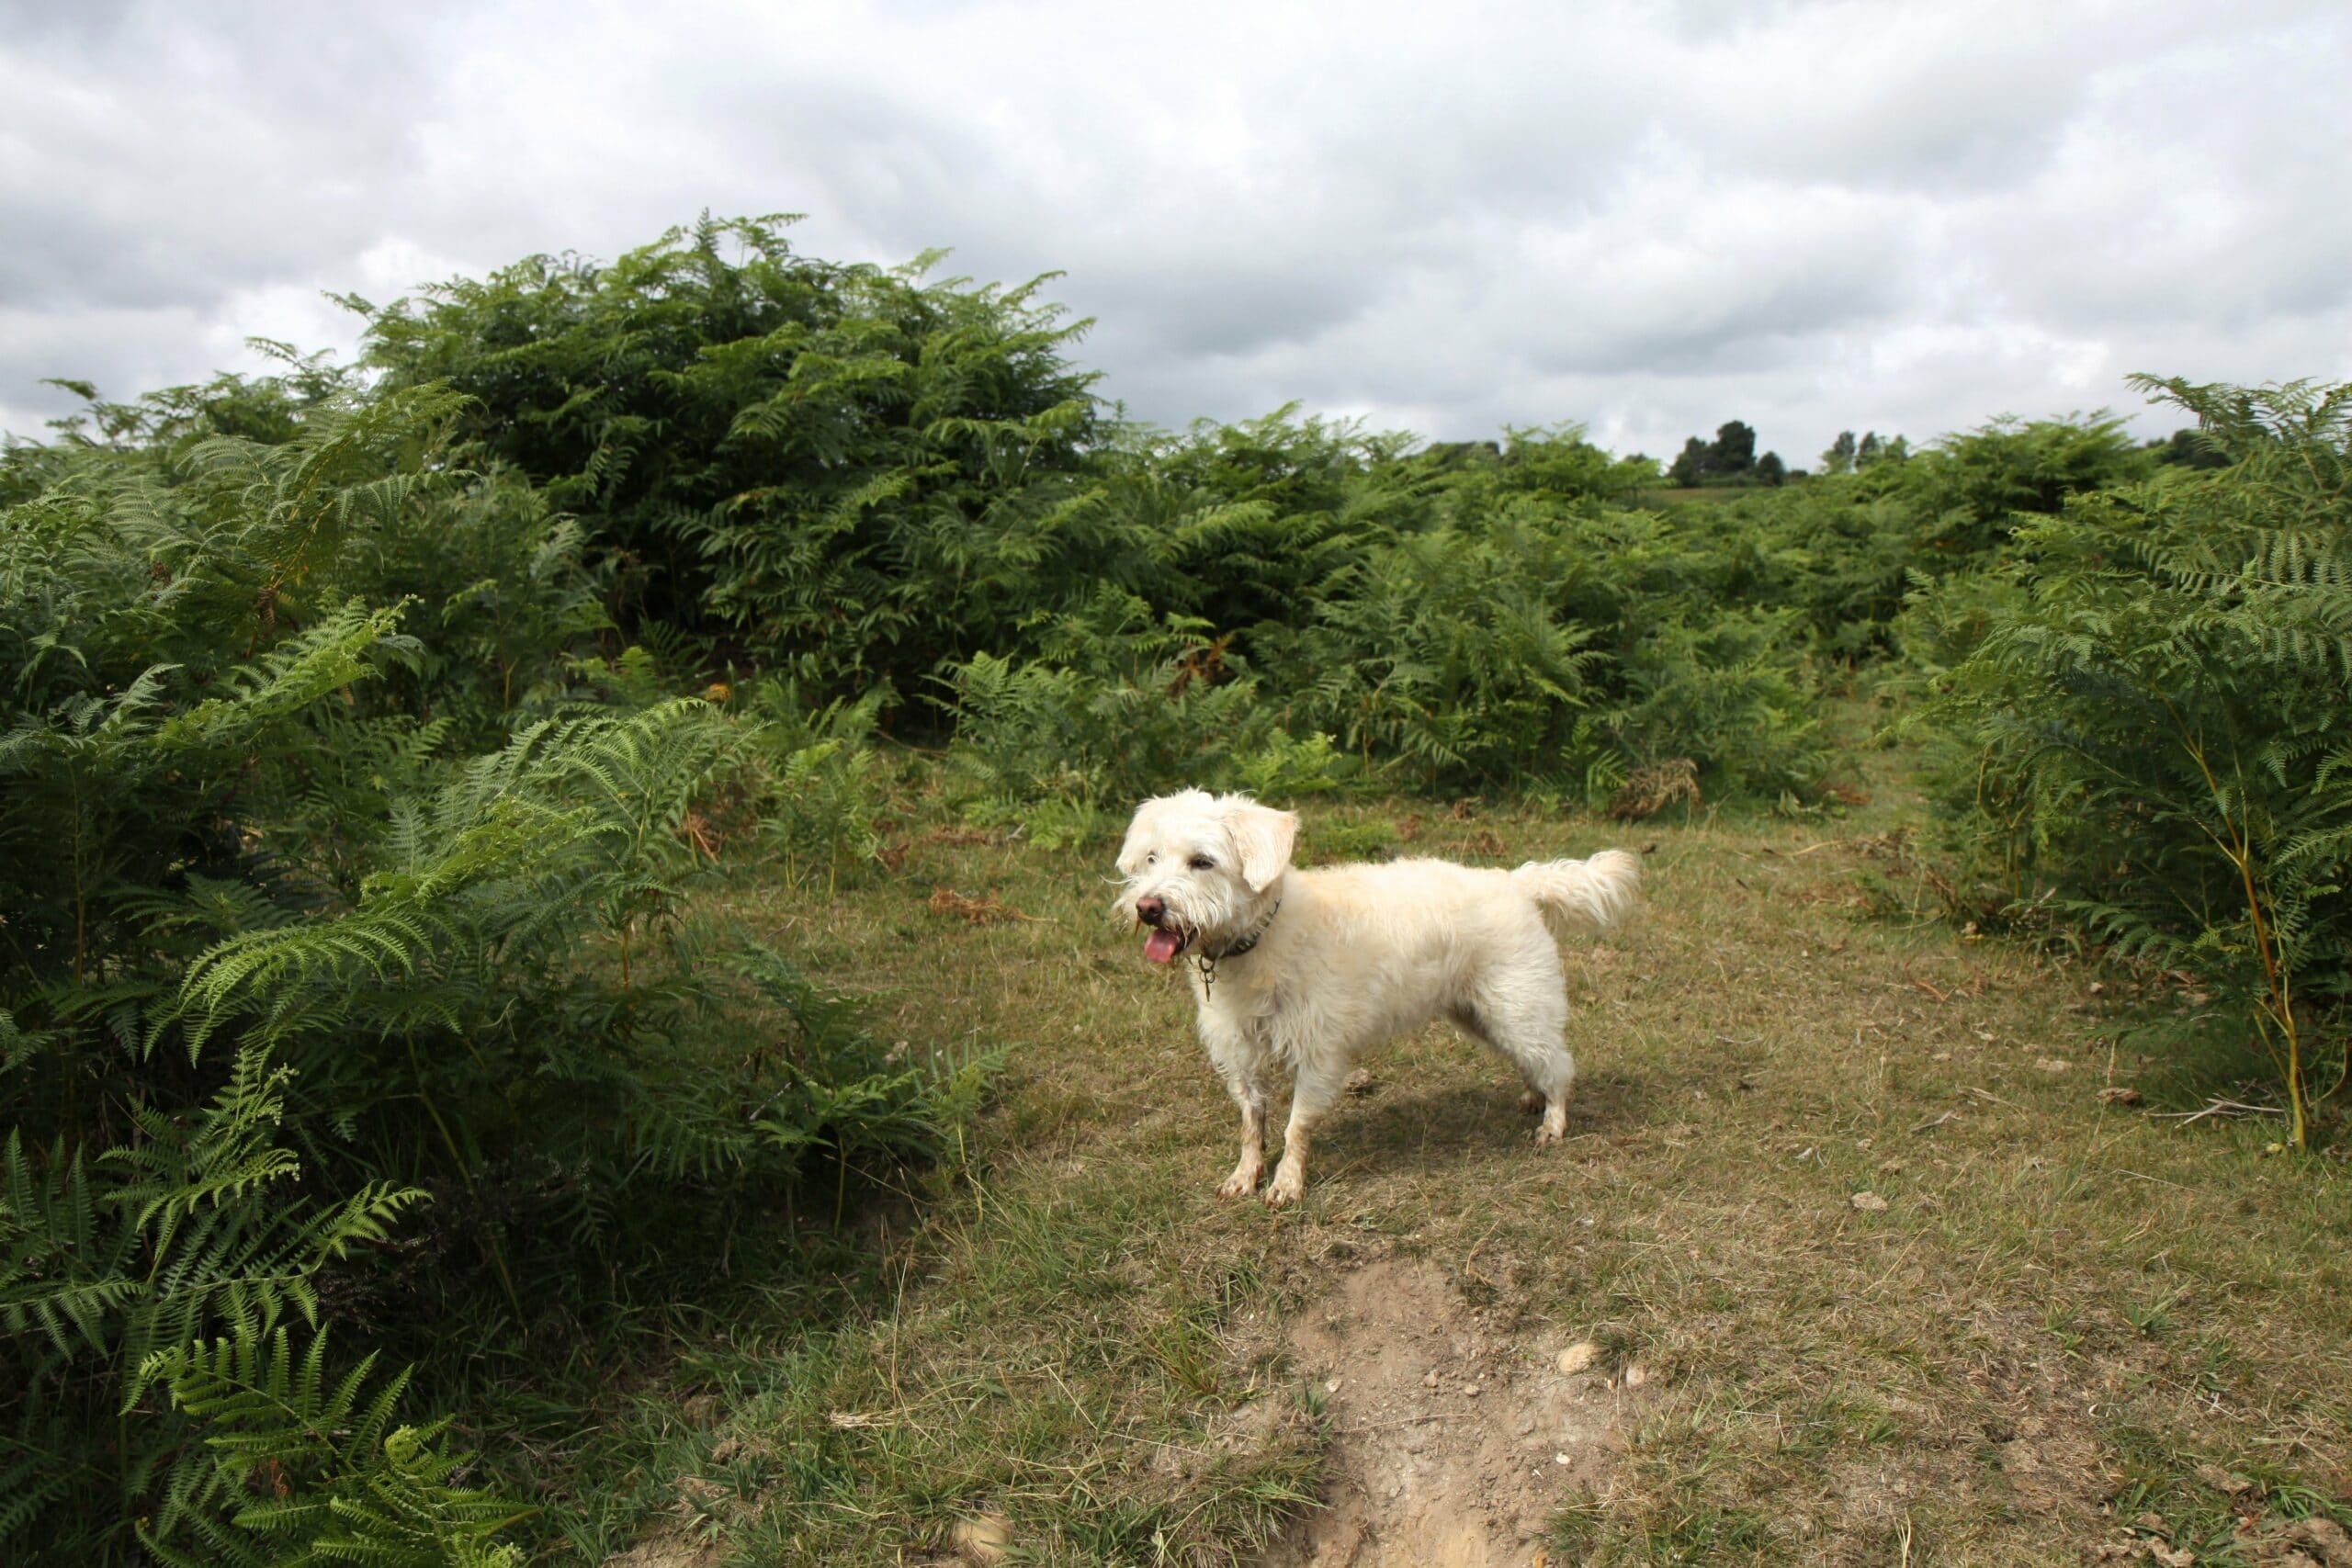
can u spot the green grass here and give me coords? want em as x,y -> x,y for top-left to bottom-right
573,721 -> 2351,1566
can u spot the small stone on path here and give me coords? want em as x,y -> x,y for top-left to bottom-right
951,1513 -> 1012,1564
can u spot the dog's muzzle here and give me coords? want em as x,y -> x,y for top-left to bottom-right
1136,896 -> 1190,964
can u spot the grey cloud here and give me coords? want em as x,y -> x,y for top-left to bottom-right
5,0 -> 2350,463
0,299 -> 225,440
1,5 -> 442,310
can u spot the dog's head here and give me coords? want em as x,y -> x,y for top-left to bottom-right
1114,790 -> 1298,965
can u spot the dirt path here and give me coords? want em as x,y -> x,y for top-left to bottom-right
1265,1258 -> 1641,1567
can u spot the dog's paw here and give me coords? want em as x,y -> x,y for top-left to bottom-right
1534,1113 -> 1568,1147
1263,1167 -> 1306,1208
1216,1165 -> 1262,1199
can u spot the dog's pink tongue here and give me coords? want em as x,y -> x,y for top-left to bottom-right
1144,929 -> 1182,964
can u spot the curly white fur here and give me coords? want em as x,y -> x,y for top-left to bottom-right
1116,789 -> 1641,1207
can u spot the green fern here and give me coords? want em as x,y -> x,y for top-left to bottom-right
3,352 -> 987,1558
1917,378 -> 2352,1144
140,1327 -> 528,1566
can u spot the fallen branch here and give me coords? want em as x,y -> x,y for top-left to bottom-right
2151,1099 -> 2286,1126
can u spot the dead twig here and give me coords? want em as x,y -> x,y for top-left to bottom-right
927,886 -> 1042,924
2151,1098 -> 2286,1126
1335,1414 -> 1451,1435
1461,1214 -> 1507,1291
2112,1170 -> 2191,1190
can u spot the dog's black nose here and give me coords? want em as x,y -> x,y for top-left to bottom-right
1136,895 -> 1167,926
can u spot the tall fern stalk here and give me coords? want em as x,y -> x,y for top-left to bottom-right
1919,378 -> 2352,1145
2181,730 -> 2312,1148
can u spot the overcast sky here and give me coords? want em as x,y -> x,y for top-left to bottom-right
4,0 -> 2348,464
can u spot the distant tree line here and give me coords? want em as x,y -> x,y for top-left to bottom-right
1815,423 -> 2226,476
1818,429 -> 1911,474
1668,420 -> 1788,487
1664,417 -> 2225,493
2146,425 -> 2233,469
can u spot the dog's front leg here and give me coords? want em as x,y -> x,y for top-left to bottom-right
1205,1030 -> 1272,1198
1218,1077 -> 1268,1198
1264,1066 -> 1341,1209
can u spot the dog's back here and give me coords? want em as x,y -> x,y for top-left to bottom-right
1282,851 -> 1638,950
1263,853 -> 1637,1008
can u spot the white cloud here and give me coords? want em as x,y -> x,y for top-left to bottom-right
4,0 -> 2348,457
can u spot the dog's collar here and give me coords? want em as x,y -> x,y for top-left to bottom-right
1194,896 -> 1281,994
1204,895 -> 1281,962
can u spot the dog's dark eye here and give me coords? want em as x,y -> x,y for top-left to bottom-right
1189,855 -> 1216,871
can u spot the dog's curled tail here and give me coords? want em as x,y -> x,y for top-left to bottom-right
1512,850 -> 1642,937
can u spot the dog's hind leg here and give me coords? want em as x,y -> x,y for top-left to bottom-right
1464,967 -> 1577,1146
1449,998 -> 1540,1102
1264,1062 -> 1343,1209
1498,1025 -> 1577,1145
1453,996 -> 1575,1135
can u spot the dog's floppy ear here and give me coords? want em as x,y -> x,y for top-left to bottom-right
1116,796 -> 1177,875
1222,799 -> 1298,893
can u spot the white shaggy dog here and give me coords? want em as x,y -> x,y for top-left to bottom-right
1116,790 -> 1641,1208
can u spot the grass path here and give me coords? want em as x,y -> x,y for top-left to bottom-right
605,744 -> 2350,1566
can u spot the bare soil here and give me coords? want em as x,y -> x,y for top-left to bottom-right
1264,1258 -> 1641,1567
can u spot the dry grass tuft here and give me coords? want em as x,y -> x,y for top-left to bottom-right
925,886 -> 1040,924
1609,758 -> 1702,822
